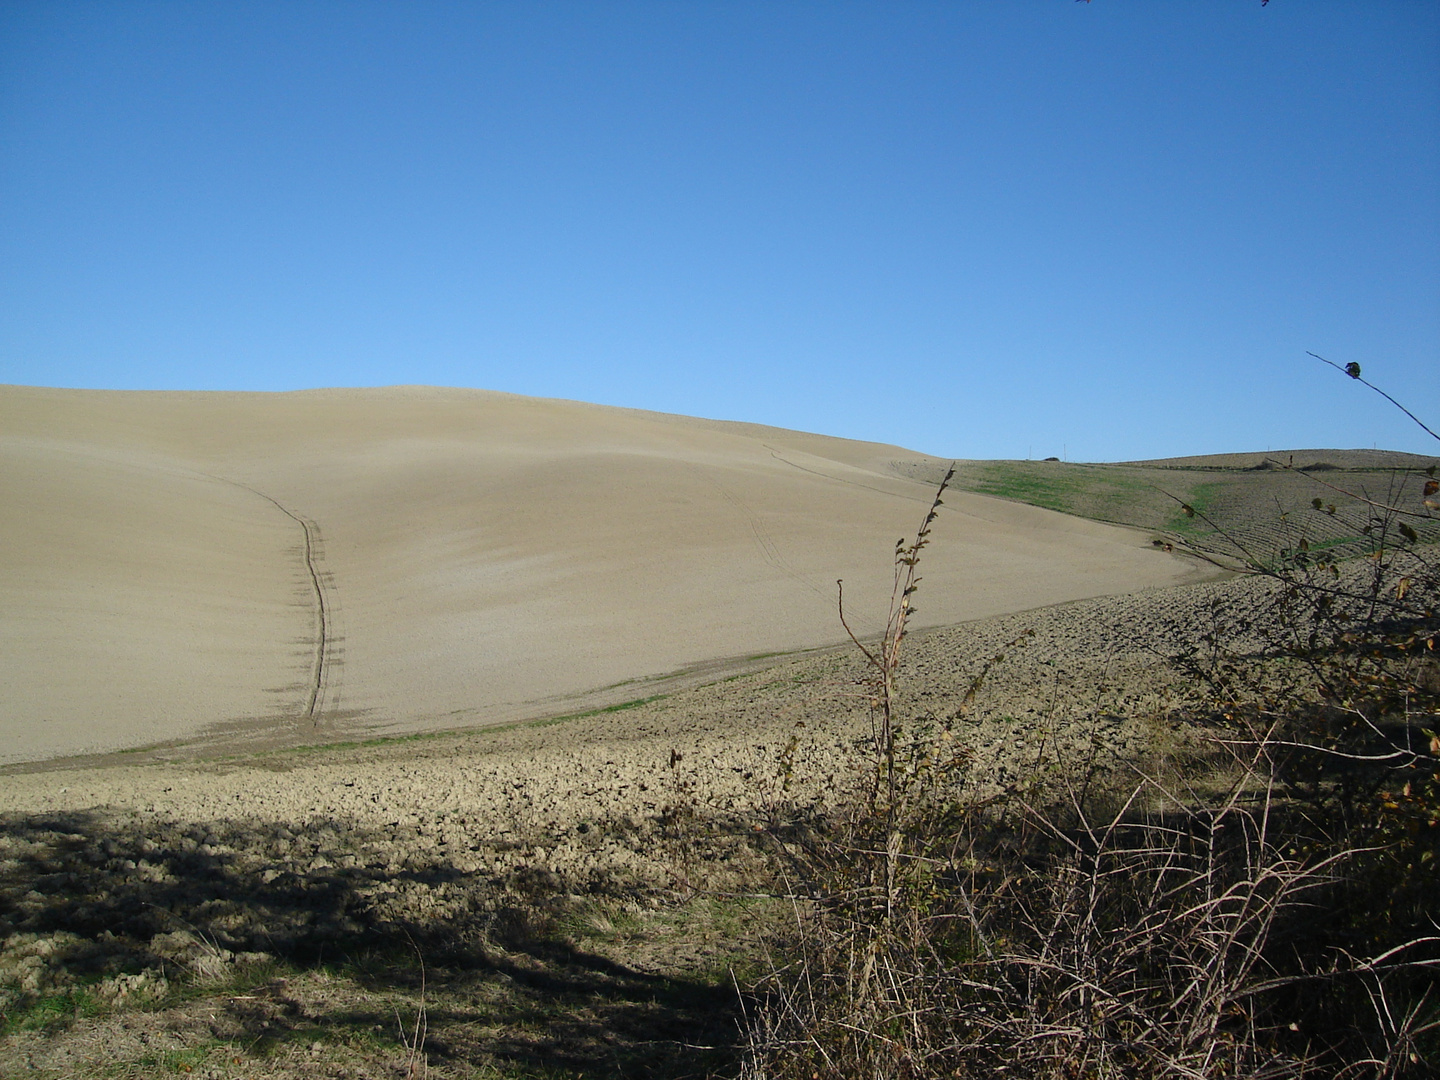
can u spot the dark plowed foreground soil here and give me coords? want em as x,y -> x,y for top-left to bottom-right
1,569 -> 1288,1078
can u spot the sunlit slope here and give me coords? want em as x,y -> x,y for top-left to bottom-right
0,385 -> 1213,762
0,435 -> 307,761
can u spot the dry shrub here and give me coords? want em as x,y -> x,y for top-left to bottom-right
744,735 -> 1431,1079
741,373 -> 1439,1078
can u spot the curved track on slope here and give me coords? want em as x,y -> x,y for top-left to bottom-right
221,481 -> 332,725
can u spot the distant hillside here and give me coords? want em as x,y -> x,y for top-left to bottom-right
944,449 -> 1440,564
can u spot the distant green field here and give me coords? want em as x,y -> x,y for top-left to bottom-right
947,457 -> 1439,563
966,462 -> 1154,514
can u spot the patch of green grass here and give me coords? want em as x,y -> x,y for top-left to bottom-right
557,900 -> 652,944
959,461 -> 1162,521
536,694 -> 669,724
1302,534 -> 1372,553
966,462 -> 1098,512
2,986 -> 105,1035
130,1044 -> 223,1075
1166,479 -> 1225,536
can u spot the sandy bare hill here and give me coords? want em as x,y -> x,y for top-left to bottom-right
0,385 -> 1214,764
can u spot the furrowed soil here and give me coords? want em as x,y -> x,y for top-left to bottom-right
0,571 -> 1296,1079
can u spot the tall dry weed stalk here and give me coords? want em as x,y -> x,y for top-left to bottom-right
835,464 -> 955,912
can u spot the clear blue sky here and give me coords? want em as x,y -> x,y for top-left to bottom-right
2,1 -> 1436,461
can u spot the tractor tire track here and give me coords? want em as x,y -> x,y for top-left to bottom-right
693,464 -> 828,600
213,478 -> 334,725
763,444 -> 926,503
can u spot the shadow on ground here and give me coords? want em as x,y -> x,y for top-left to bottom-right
0,809 -> 748,1078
